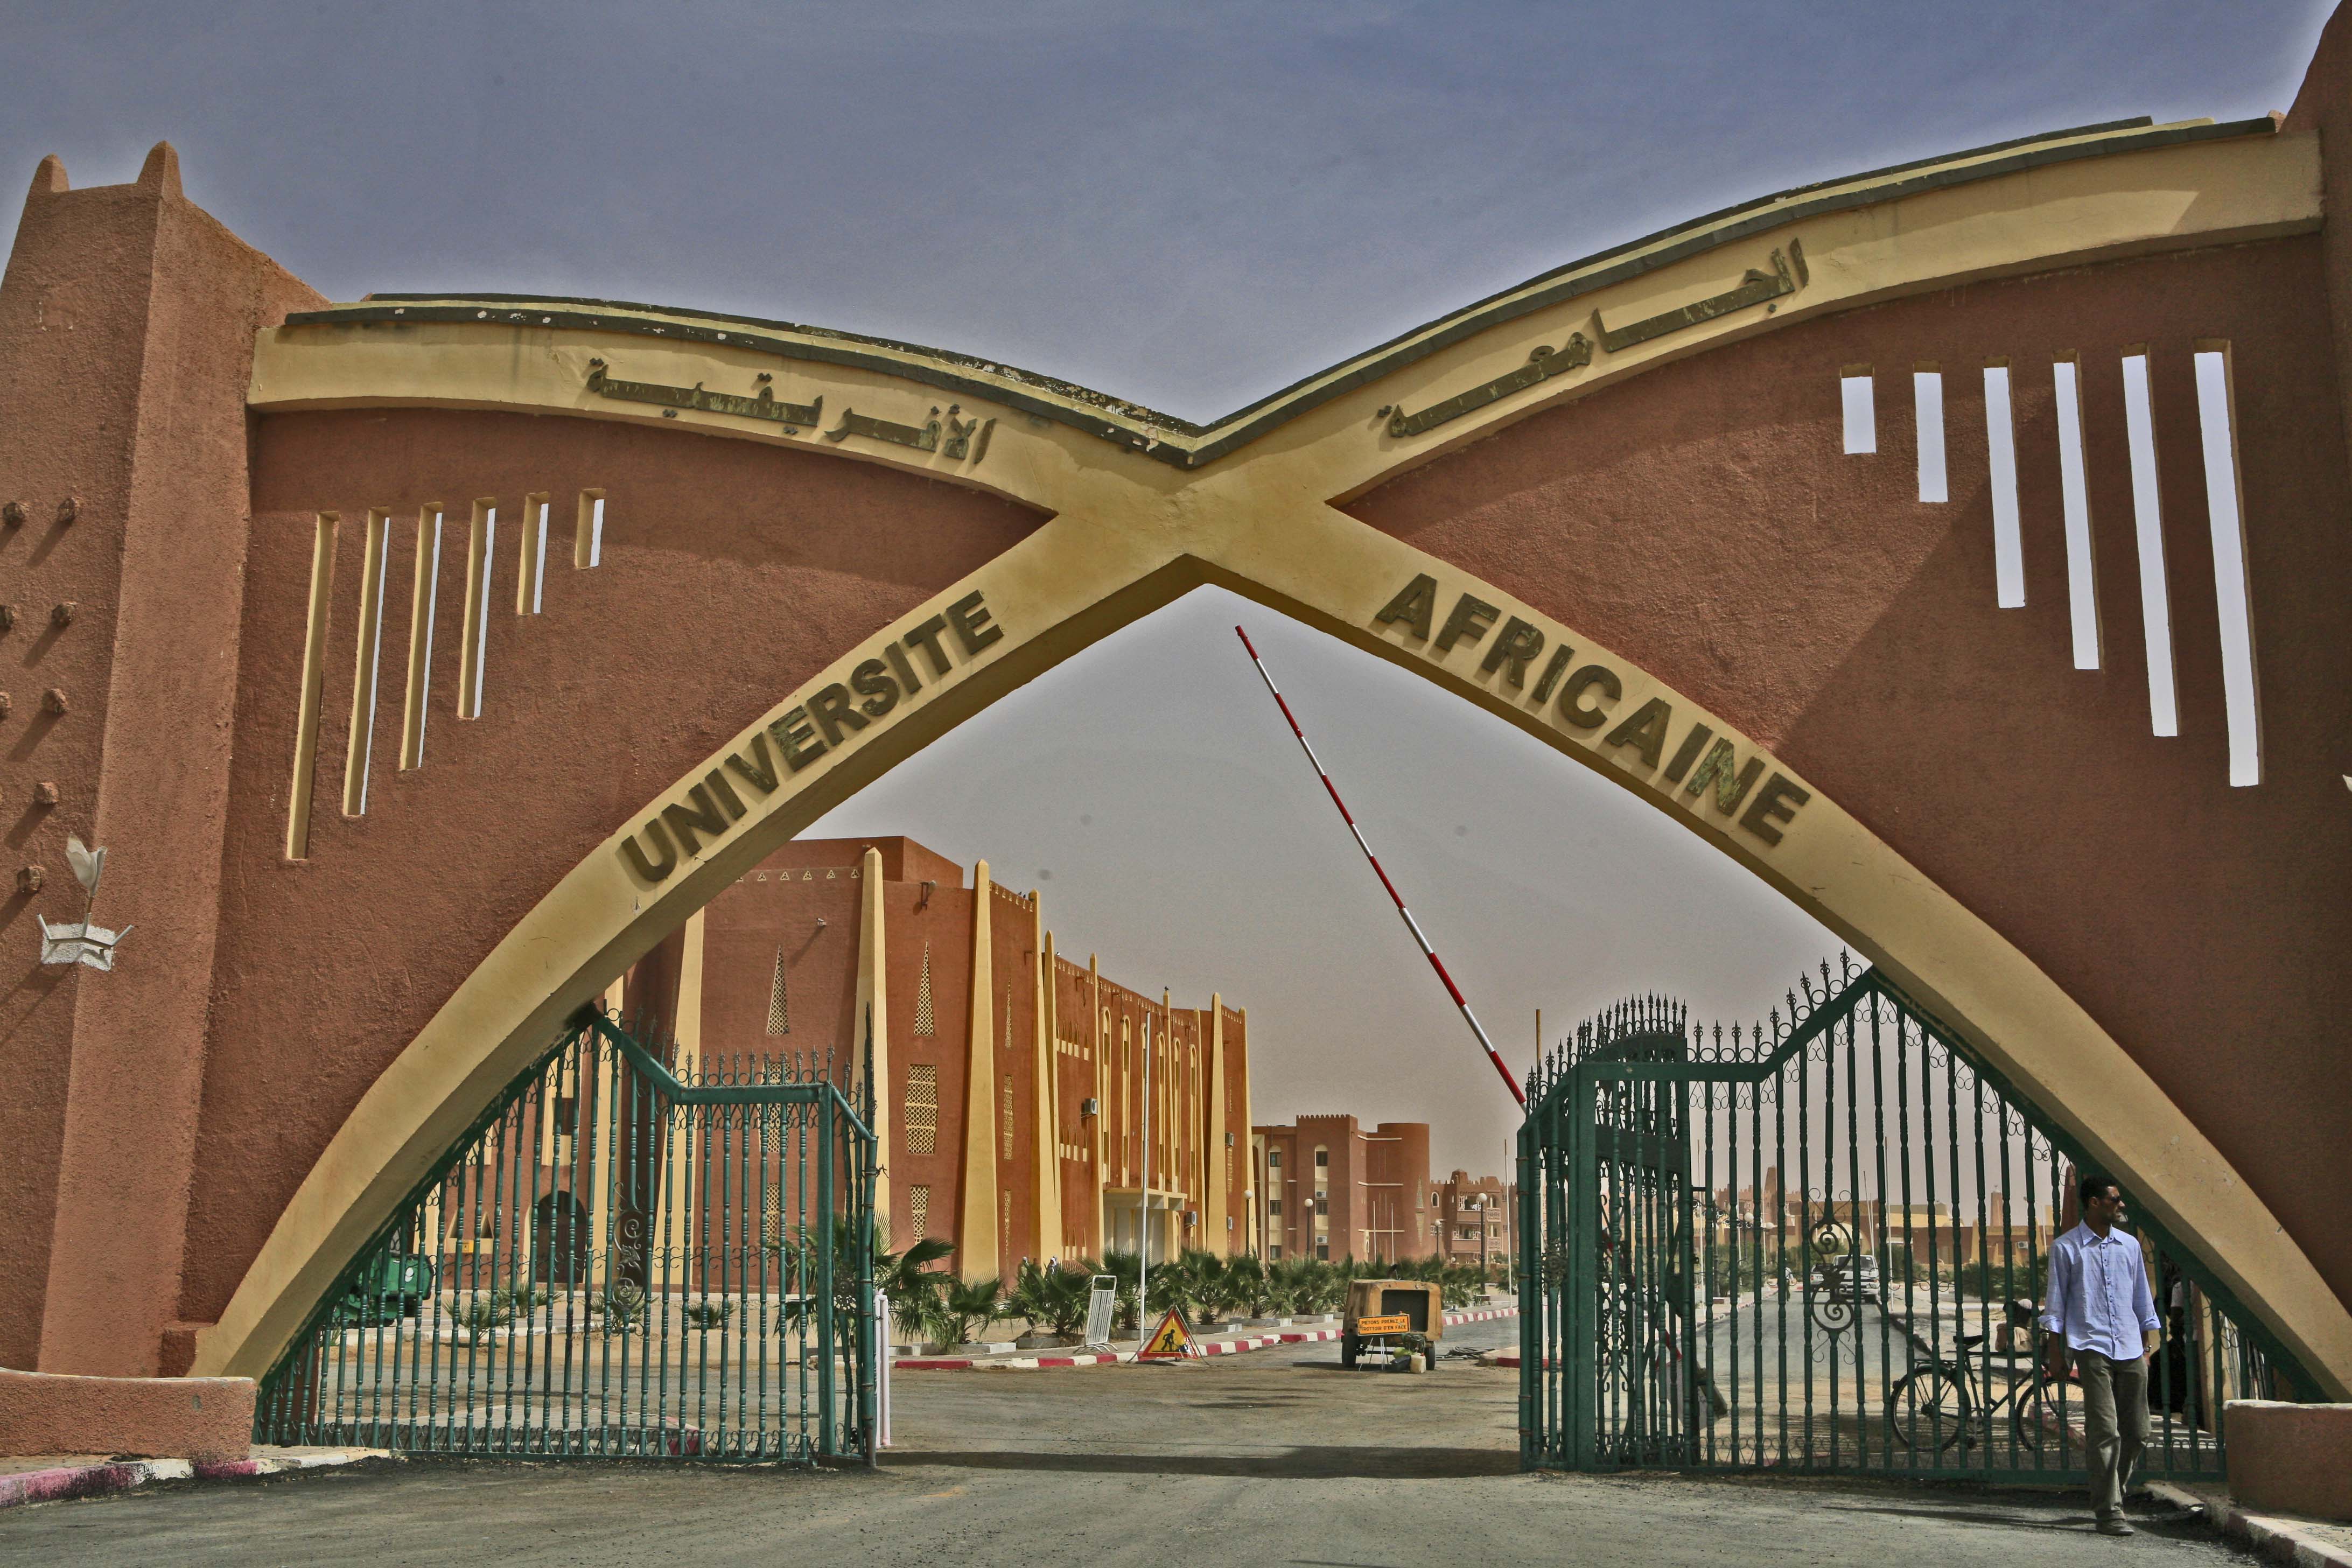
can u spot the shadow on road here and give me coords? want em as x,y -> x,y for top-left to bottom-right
886,1445 -> 1519,1480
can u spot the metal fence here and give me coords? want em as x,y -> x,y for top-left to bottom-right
1517,958 -> 2315,1478
256,1007 -> 879,1463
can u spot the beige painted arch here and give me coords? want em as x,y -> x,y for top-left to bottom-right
195,114 -> 2351,1391
191,489 -> 2352,1395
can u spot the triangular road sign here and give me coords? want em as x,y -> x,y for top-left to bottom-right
1137,1307 -> 1199,1360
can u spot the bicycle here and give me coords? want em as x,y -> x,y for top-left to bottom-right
1883,1299 -> 2070,1459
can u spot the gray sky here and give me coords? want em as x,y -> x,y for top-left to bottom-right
3,1 -> 2333,1177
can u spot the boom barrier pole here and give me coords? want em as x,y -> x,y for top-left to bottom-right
1233,625 -> 1526,1107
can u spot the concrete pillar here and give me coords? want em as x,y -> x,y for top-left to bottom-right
3,145 -> 322,1375
955,862 -> 998,1283
1207,996 -> 1229,1256
855,847 -> 891,1233
1033,915 -> 1061,1263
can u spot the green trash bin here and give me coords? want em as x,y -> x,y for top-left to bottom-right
338,1252 -> 435,1325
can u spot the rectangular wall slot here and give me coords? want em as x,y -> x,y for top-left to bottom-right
285,513 -> 340,860
458,499 -> 496,720
2053,358 -> 2101,670
400,505 -> 443,769
341,510 -> 391,816
1840,368 -> 1876,454
2120,352 -> 2178,736
518,492 -> 549,614
2194,344 -> 2262,786
575,489 -> 605,569
1982,363 -> 2024,607
1913,367 -> 1947,502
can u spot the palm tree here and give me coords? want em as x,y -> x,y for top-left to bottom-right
1007,1259 -> 1093,1340
1223,1254 -> 1269,1319
1099,1250 -> 1142,1329
939,1276 -> 1005,1349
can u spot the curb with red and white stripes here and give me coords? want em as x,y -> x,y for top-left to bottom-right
896,1305 -> 1517,1371
0,1447 -> 386,1512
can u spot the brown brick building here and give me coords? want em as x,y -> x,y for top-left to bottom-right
620,835 -> 1255,1282
1251,1115 -> 1434,1262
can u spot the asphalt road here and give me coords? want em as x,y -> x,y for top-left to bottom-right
4,1316 -> 2252,1567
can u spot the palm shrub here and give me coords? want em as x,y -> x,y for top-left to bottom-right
939,1276 -> 1005,1348
1008,1259 -> 1093,1339
1224,1254 -> 1270,1319
1266,1257 -> 1317,1315
1099,1250 -> 1142,1329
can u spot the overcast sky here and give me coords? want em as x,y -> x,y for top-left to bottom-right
2,1 -> 2332,1178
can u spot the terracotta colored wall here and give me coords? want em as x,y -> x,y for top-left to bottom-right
885,883 -> 972,1251
177,409 -> 1042,1335
0,149 -> 323,1375
985,883 -> 1038,1276
1346,235 -> 2352,1306
699,853 -> 864,1070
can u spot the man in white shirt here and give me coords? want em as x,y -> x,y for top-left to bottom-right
2040,1172 -> 2162,1537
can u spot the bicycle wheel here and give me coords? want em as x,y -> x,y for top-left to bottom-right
2010,1374 -> 2068,1465
1885,1365 -> 1971,1453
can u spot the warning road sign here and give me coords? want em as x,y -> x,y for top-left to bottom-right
1138,1308 -> 1200,1360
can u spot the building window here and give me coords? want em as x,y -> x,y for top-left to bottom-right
1268,1150 -> 1282,1169
1004,1189 -> 1012,1235
1314,1147 -> 1328,1169
914,943 -> 936,1036
909,1184 -> 931,1238
1316,1241 -> 1329,1261
1268,1199 -> 1283,1217
1003,1073 -> 1015,1158
1314,1194 -> 1327,1216
905,1063 -> 937,1154
765,948 -> 790,1035
1269,1244 -> 1283,1260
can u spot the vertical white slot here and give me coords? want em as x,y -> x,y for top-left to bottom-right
342,510 -> 390,816
1983,363 -> 2024,607
2053,359 -> 2101,670
459,499 -> 496,720
2120,351 -> 2178,737
1840,369 -> 1876,454
532,499 -> 550,612
1913,368 -> 1947,502
401,506 -> 443,769
2194,345 -> 2261,786
575,489 -> 605,569
474,507 -> 495,716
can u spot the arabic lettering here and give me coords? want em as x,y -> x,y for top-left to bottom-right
826,402 -> 996,464
1596,238 -> 1808,354
585,362 -> 822,430
1382,333 -> 1594,439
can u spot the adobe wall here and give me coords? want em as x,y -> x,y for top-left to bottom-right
173,408 -> 1044,1345
1344,233 -> 2352,1304
0,147 -> 324,1375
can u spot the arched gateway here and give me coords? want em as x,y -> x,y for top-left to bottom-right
10,18 -> 2352,1430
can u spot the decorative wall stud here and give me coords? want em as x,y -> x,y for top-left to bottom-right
41,688 -> 66,715
0,692 -> 11,719
1,501 -> 20,527
0,606 -> 16,632
54,497 -> 77,526
17,866 -> 41,894
34,781 -> 58,805
51,601 -> 75,627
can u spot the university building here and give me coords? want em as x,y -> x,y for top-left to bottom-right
614,836 -> 1256,1282
1252,1115 -> 1433,1261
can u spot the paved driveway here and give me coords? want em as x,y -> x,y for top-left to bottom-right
3,1318 -> 2249,1566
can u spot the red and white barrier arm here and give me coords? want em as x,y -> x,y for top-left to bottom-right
1234,625 -> 1525,1107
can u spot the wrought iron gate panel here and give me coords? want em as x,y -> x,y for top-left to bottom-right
256,1008 -> 879,1463
1518,960 -> 2315,1479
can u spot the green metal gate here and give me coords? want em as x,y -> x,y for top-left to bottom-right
1517,958 -> 2316,1479
257,1006 -> 879,1463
